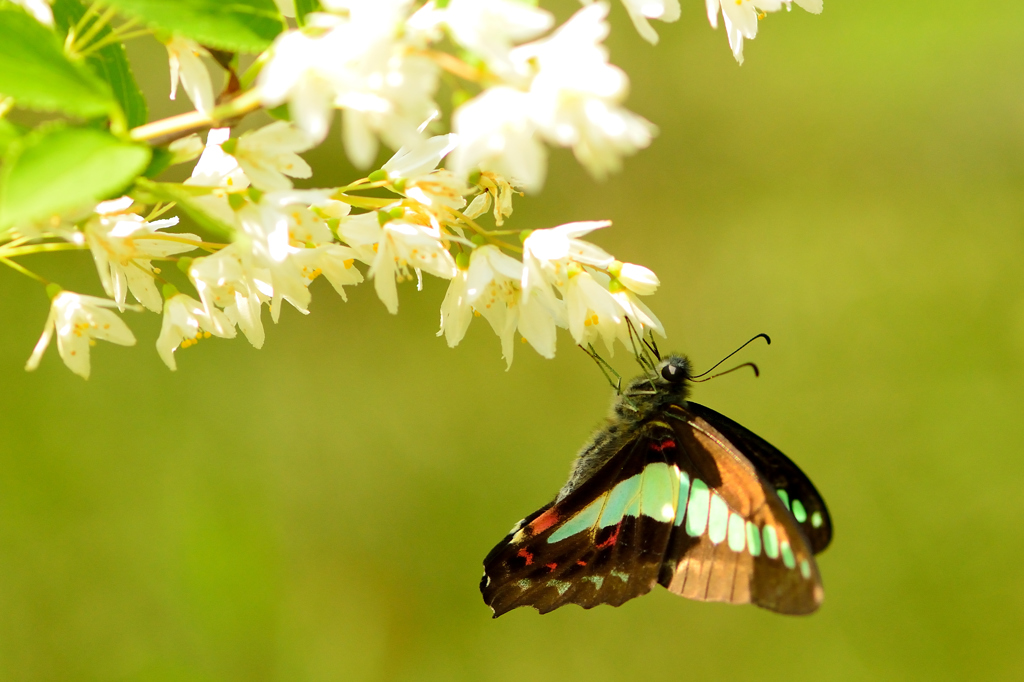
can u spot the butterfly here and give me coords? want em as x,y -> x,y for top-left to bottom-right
480,340 -> 832,617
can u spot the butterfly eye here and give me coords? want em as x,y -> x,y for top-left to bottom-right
661,364 -> 678,381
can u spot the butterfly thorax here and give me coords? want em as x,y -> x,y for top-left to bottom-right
557,355 -> 694,501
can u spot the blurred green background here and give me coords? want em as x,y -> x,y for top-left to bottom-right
2,0 -> 1024,679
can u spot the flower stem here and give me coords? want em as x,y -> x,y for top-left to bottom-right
129,89 -> 264,145
71,5 -> 118,54
0,258 -> 49,284
0,243 -> 87,258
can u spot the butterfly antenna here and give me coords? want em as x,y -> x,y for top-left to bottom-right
692,333 -> 771,379
691,362 -> 760,383
579,344 -> 623,395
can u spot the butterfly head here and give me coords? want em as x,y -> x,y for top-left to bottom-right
614,354 -> 693,420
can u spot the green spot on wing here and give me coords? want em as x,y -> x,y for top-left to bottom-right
610,569 -> 629,583
673,471 -> 691,526
777,488 -> 790,511
583,575 -> 604,590
800,559 -> 811,579
780,541 -> 796,569
548,493 -> 606,543
727,513 -> 746,552
547,579 -> 571,595
792,499 -> 808,523
640,462 -> 677,522
685,479 -> 710,537
811,511 -> 823,528
707,494 -> 729,544
517,579 -> 530,589
763,525 -> 779,559
599,473 -> 641,528
746,521 -> 762,556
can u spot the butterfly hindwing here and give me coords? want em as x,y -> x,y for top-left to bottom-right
658,404 -> 824,614
685,402 -> 833,554
481,427 -> 682,616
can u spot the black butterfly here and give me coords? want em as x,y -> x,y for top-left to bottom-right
480,343 -> 832,616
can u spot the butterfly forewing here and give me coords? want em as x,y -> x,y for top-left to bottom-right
685,402 -> 833,554
481,428 -> 682,616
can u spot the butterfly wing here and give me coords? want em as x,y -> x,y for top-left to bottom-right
481,427 -> 684,617
685,401 -> 833,554
658,404 -> 825,614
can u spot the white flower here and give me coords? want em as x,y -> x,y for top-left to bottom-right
11,0 -> 52,25
382,134 -> 467,211
521,220 -> 613,304
565,269 -> 624,349
515,3 -> 655,181
25,292 -> 136,379
382,134 -> 458,180
611,287 -> 665,345
189,245 -> 267,348
335,211 -> 384,264
706,0 -> 823,64
157,293 -> 236,370
443,0 -> 553,78
611,260 -> 659,296
226,122 -> 314,192
465,245 -> 523,366
438,268 -> 473,348
165,36 -> 215,114
451,87 -> 546,192
186,128 -> 249,189
513,283 -> 565,360
258,21 -> 347,143
369,219 -> 457,314
617,0 -> 680,44
291,244 -> 365,300
84,202 -> 200,313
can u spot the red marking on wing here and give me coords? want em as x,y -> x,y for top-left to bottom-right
649,439 -> 677,452
596,523 -> 621,549
516,548 -> 534,566
576,560 -> 587,567
546,563 -> 558,572
530,509 -> 560,534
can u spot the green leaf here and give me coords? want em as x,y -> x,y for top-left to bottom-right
0,6 -> 115,118
293,0 -> 322,26
0,124 -> 151,229
0,118 -> 25,158
133,179 -> 236,240
52,0 -> 148,129
104,0 -> 285,53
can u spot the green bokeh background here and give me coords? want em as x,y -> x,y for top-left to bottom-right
2,0 -> 1024,679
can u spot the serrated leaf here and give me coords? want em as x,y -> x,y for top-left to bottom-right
0,124 -> 151,229
294,0 -> 322,26
0,7 -> 115,118
104,0 -> 285,53
52,0 -> 148,129
133,179 -> 236,240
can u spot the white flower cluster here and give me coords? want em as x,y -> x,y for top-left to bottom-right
23,126 -> 661,376
10,0 -> 824,378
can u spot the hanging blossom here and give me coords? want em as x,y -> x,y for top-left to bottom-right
259,0 -> 440,166
437,219 -> 663,366
25,291 -> 137,379
84,197 -> 201,313
614,0 -> 680,45
157,292 -> 236,371
450,3 -> 654,192
706,0 -> 823,64
164,36 -> 215,114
